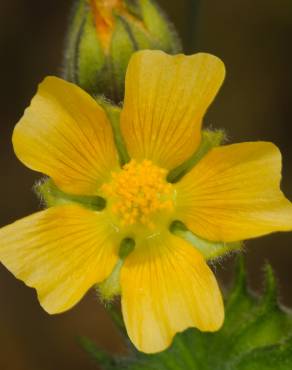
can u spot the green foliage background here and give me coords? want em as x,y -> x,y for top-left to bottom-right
81,259 -> 292,370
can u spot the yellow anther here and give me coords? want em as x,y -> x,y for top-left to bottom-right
101,159 -> 174,227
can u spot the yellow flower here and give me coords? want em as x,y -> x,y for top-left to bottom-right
1,50 -> 292,354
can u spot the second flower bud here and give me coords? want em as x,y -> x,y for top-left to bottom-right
64,0 -> 181,102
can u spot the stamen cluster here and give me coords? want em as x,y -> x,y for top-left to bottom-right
102,159 -> 173,227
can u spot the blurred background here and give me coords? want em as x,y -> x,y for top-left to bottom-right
1,0 -> 292,369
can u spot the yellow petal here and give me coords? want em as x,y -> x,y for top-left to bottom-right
175,142 -> 292,242
13,77 -> 119,195
0,205 -> 119,314
121,50 -> 225,169
121,232 -> 224,353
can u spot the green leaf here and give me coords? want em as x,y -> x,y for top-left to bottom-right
81,258 -> 292,370
78,337 -> 116,369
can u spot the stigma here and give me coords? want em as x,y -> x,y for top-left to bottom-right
102,159 -> 174,228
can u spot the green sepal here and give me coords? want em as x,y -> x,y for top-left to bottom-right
97,238 -> 135,302
97,259 -> 123,302
108,16 -> 138,102
77,9 -> 106,94
137,0 -> 182,53
35,178 -> 105,211
97,98 -> 130,165
119,238 -> 135,259
171,221 -> 242,260
167,129 -> 225,183
81,257 -> 292,370
63,0 -> 108,94
63,0 -> 87,83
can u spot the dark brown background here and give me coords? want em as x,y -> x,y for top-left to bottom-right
1,1 -> 292,369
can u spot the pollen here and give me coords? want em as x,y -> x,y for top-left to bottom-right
102,160 -> 174,227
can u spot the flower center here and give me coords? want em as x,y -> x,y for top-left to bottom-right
102,160 -> 174,228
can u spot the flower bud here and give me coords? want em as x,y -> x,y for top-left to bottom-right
63,0 -> 182,102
